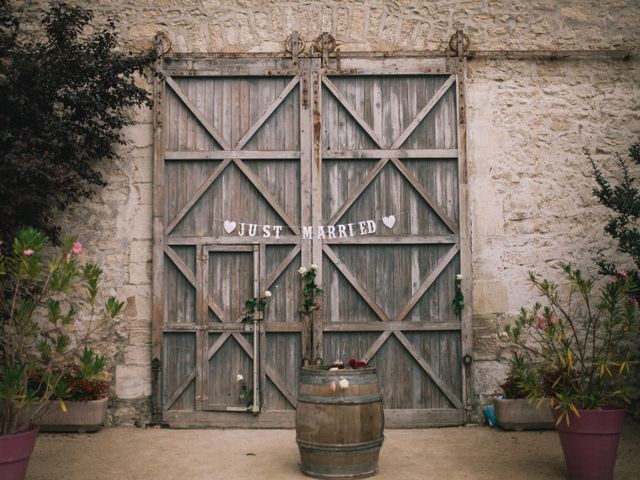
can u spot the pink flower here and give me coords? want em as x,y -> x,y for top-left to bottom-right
610,276 -> 619,284
72,241 -> 83,256
535,314 -> 548,330
65,253 -> 72,261
629,297 -> 639,308
330,381 -> 337,392
619,270 -> 628,278
549,314 -> 558,326
23,248 -> 34,256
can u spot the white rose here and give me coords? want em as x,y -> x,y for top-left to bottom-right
310,263 -> 318,270
338,378 -> 349,390
456,274 -> 464,280
236,374 -> 244,382
298,266 -> 308,275
264,290 -> 272,298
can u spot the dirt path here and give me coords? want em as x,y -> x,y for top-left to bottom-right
28,420 -> 640,479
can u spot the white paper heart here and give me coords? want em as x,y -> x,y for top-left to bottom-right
223,220 -> 237,234
382,215 -> 396,229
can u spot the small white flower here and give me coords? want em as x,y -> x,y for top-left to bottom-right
329,367 -> 339,371
310,263 -> 318,270
456,274 -> 464,280
338,378 -> 349,390
264,290 -> 272,298
236,374 -> 244,382
298,266 -> 308,275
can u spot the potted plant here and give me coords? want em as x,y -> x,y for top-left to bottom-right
0,228 -> 123,480
493,352 -> 554,430
504,264 -> 639,480
23,348 -> 111,432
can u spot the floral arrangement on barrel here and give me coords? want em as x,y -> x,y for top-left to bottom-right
326,359 -> 368,392
0,228 -> 124,437
503,264 -> 640,478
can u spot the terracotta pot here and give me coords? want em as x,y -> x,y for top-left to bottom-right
0,424 -> 39,480
552,407 -> 625,480
493,398 -> 554,430
20,397 -> 108,433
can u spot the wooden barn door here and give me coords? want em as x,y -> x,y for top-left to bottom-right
311,57 -> 470,427
155,56 -> 313,427
152,48 -> 471,428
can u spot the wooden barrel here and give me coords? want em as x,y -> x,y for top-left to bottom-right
296,365 -> 384,479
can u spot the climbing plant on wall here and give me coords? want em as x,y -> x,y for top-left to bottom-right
0,0 -> 156,244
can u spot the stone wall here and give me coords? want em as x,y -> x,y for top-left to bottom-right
14,0 -> 640,424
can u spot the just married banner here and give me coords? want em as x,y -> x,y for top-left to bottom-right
220,212 -> 404,239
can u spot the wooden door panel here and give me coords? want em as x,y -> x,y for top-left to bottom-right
205,333 -> 254,410
162,333 -> 196,412
163,246 -> 197,325
317,64 -> 465,425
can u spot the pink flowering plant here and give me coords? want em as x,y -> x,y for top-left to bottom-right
0,228 -> 124,435
504,264 -> 640,425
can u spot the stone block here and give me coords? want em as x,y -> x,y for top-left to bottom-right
118,285 -> 152,320
124,344 -> 151,365
473,360 -> 508,398
130,239 -> 152,264
473,334 -> 499,361
115,365 -> 151,399
122,124 -> 153,148
472,280 -> 509,315
130,203 -> 153,240
129,261 -> 152,285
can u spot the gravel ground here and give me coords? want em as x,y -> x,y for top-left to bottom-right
28,419 -> 640,480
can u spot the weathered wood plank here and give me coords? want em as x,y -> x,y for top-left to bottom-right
325,235 -> 457,245
233,159 -> 300,234
322,321 -> 461,332
232,332 -> 297,408
264,245 -> 300,289
166,76 -> 231,150
165,150 -> 300,160
322,149 -> 457,159
322,245 -> 389,322
235,76 -> 299,150
167,236 -> 300,245
165,159 -> 231,235
327,158 -> 388,225
391,158 -> 459,234
394,244 -> 460,321
163,410 -> 296,428
322,76 -> 385,149
361,331 -> 392,364
393,331 -> 462,408
165,369 -> 196,411
391,75 -> 456,149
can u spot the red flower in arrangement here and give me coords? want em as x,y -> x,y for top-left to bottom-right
348,359 -> 367,369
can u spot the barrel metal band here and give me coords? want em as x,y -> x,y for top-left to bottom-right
300,373 -> 378,385
297,394 -> 383,404
296,437 -> 384,452
301,462 -> 378,477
